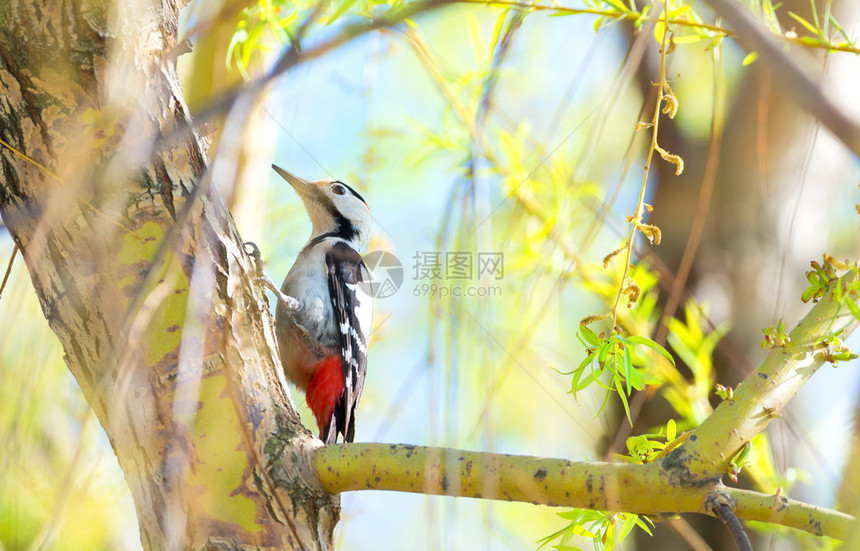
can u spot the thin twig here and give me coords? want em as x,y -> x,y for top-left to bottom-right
708,499 -> 754,551
665,516 -> 715,551
457,0 -> 860,54
461,0 -> 733,34
610,0 -> 672,330
0,243 -> 19,305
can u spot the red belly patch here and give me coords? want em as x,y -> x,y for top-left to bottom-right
306,355 -> 344,436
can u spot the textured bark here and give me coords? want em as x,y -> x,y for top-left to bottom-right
0,1 -> 336,549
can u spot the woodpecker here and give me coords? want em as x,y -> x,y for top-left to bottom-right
273,165 -> 373,444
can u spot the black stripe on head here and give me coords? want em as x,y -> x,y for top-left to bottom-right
334,180 -> 367,206
313,187 -> 359,242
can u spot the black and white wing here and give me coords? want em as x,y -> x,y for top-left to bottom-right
325,241 -> 373,444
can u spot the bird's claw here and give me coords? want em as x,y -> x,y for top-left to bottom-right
244,241 -> 301,312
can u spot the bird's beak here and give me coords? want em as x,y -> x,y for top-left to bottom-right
272,165 -> 314,199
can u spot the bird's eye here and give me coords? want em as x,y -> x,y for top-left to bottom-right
331,183 -> 346,196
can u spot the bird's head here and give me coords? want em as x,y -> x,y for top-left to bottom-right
273,165 -> 371,249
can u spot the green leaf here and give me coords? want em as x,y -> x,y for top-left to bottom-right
798,36 -> 823,46
808,0 -> 821,31
666,419 -> 676,442
557,510 -> 585,521
487,9 -> 508,66
787,11 -> 820,36
571,524 -> 598,538
654,20 -> 666,47
570,351 -> 594,376
616,378 -> 632,424
603,0 -> 627,12
626,435 -> 646,457
574,370 -> 598,396
742,51 -> 758,66
829,13 -> 854,44
626,365 -> 646,391
592,367 -> 614,391
622,341 -> 633,394
580,326 -> 602,347
596,386 -> 613,416
672,34 -> 705,45
598,341 -> 611,365
226,28 -> 248,69
627,335 -> 675,366
537,525 -> 570,549
604,519 -> 617,551
635,515 -> 655,536
845,296 -> 860,321
467,12 -> 485,68
667,5 -> 692,18
617,514 -> 638,541
733,441 -> 752,465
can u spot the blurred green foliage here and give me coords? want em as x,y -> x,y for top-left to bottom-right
0,241 -> 138,550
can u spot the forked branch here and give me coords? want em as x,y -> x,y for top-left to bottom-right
311,270 -> 860,540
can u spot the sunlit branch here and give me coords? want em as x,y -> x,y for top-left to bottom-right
313,269 -> 860,540
671,270 -> 860,479
704,0 -> 860,158
314,443 -> 853,539
458,0 -> 860,55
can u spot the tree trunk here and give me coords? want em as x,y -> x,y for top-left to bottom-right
0,1 -> 335,548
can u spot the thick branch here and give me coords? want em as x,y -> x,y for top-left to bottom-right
728,487 -> 852,537
704,0 -> 860,158
669,270 -> 859,481
313,443 -> 852,538
311,272 -> 860,541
